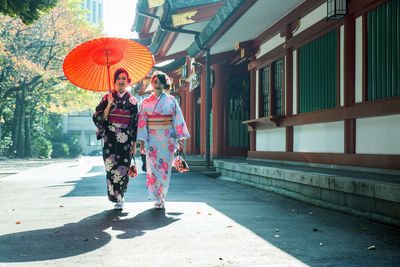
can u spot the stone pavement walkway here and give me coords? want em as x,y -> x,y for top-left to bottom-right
0,156 -> 399,266
0,157 -> 72,179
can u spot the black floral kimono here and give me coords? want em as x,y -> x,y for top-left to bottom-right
93,90 -> 138,203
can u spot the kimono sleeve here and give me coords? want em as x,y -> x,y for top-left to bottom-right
92,94 -> 108,140
136,103 -> 149,145
172,97 -> 190,140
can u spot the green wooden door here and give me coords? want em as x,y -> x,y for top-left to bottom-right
227,75 -> 250,148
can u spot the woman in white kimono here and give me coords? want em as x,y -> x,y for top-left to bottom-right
137,71 -> 190,208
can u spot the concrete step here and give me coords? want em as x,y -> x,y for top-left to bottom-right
214,159 -> 400,226
185,160 -> 210,166
202,171 -> 221,178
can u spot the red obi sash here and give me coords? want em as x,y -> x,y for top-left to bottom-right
147,114 -> 173,129
108,109 -> 131,125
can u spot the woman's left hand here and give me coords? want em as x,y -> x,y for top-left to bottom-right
178,139 -> 184,151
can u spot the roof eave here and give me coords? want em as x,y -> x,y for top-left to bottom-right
186,0 -> 253,58
132,0 -> 149,32
154,57 -> 186,73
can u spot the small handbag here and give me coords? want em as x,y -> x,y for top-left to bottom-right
173,149 -> 189,173
128,157 -> 138,178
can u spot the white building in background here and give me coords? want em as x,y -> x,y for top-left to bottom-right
82,0 -> 103,25
62,110 -> 101,155
61,1 -> 104,155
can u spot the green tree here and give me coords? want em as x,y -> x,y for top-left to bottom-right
0,0 -> 58,25
0,0 -> 103,158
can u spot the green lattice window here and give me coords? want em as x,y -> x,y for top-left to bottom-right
298,30 -> 337,113
260,59 -> 284,117
260,67 -> 270,116
367,0 -> 400,100
274,59 -> 284,116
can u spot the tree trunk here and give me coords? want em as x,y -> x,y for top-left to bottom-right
25,115 -> 32,157
11,92 -> 26,158
11,96 -> 21,157
17,91 -> 26,157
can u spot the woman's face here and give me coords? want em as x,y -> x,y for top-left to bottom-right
152,77 -> 165,96
115,72 -> 129,92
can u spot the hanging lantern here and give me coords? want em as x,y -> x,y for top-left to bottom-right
327,0 -> 347,20
179,79 -> 187,88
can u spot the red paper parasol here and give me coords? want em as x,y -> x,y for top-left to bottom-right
63,37 -> 154,91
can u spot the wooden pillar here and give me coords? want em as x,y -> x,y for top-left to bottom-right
344,16 -> 356,154
200,68 -> 206,156
179,89 -> 186,116
211,63 -> 227,157
249,69 -> 256,152
185,88 -> 196,154
285,24 -> 294,152
178,84 -> 188,153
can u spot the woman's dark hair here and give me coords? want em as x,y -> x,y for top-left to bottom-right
151,71 -> 170,90
114,68 -> 131,84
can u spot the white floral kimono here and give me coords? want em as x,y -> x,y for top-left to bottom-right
137,92 -> 189,202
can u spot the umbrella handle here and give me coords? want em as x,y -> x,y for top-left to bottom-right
107,64 -> 112,92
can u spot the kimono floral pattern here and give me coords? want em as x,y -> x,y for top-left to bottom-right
93,90 -> 138,203
137,93 -> 189,202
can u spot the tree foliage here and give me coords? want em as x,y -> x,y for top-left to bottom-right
0,0 -> 59,25
0,0 -> 103,157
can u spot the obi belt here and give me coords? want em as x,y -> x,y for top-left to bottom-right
108,109 -> 132,125
147,114 -> 173,130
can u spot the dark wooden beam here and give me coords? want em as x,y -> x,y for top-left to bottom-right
244,96 -> 400,130
154,51 -> 188,64
157,32 -> 179,58
138,32 -> 154,41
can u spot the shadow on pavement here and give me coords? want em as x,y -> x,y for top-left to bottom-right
27,162 -> 400,265
58,163 -> 147,199
0,209 -> 181,262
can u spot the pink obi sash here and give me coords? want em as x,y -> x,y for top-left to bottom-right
147,114 -> 173,130
108,109 -> 132,125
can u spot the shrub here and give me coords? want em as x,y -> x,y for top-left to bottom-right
68,142 -> 82,158
52,142 -> 70,158
31,136 -> 52,158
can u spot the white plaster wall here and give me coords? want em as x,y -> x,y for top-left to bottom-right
257,33 -> 285,59
355,16 -> 363,103
293,50 -> 297,115
294,121 -> 344,153
284,55 -> 287,115
256,128 -> 286,151
294,2 -> 326,36
149,8 -> 162,33
340,25 -> 344,106
255,71 -> 259,119
356,115 -> 400,154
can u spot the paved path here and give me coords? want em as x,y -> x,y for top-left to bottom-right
0,156 -> 399,266
0,158 -> 61,179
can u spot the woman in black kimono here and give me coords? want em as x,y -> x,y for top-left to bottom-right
93,68 -> 138,210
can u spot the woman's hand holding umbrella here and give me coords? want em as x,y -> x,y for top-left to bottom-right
107,93 -> 115,107
101,93 -> 115,121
